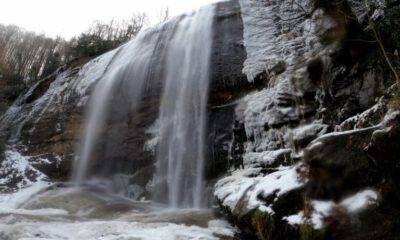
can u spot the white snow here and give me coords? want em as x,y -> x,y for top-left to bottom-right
283,189 -> 378,229
232,167 -> 263,178
247,165 -> 303,210
0,150 -> 48,190
309,199 -> 336,229
243,149 -> 291,167
214,174 -> 255,211
215,165 -> 303,212
258,204 -> 275,214
306,125 -> 379,151
311,189 -> 378,229
341,190 -> 378,212
288,124 -> 329,143
283,212 -> 305,225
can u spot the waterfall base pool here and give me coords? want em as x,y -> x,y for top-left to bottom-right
0,183 -> 236,240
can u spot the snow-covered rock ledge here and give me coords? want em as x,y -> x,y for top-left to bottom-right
215,164 -> 304,215
284,189 -> 379,229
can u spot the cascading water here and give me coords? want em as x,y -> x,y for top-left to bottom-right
71,5 -> 215,208
71,26 -> 169,183
154,6 -> 214,208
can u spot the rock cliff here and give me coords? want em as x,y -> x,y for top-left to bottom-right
214,0 -> 400,239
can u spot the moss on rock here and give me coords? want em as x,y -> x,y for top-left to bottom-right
251,210 -> 275,240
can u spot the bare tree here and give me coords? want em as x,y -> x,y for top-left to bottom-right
70,13 -> 148,58
0,24 -> 71,83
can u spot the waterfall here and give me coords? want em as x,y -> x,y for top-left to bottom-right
154,6 -> 214,208
71,5 -> 215,208
71,26 -> 168,183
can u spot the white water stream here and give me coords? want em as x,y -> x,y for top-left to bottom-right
154,6 -> 214,208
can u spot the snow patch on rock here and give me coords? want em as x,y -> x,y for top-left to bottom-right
284,189 -> 378,229
340,98 -> 386,130
243,149 -> 292,168
0,150 -> 48,191
215,165 -> 303,213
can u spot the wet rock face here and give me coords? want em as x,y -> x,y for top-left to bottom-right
206,0 -> 250,179
210,0 -> 248,92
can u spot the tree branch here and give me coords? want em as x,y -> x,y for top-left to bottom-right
370,20 -> 399,84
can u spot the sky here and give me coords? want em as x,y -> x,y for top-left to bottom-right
0,0 -> 221,39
